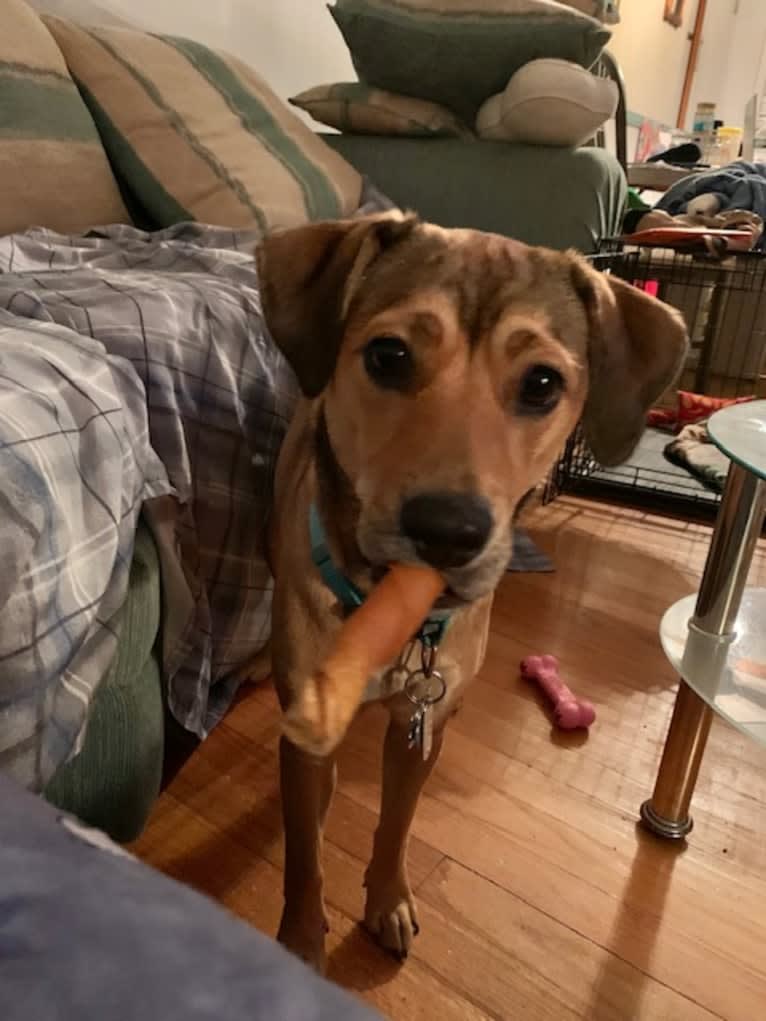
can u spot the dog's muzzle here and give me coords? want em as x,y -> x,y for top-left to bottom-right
399,491 -> 493,570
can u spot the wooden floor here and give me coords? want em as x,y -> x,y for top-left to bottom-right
132,497 -> 766,1021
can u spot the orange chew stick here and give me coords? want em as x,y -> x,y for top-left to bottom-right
282,563 -> 445,756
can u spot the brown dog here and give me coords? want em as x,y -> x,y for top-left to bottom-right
256,212 -> 687,971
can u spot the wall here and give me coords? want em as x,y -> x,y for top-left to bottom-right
610,0 -> 766,131
609,0 -> 701,128
713,0 -> 766,127
686,0 -> 739,127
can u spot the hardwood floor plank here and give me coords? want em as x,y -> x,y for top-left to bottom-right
133,791 -> 494,1021
334,719 -> 766,1021
132,497 -> 766,1021
422,859 -> 720,1021
165,715 -> 444,891
443,715 -> 766,877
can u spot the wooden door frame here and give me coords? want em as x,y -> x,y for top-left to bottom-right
677,0 -> 708,129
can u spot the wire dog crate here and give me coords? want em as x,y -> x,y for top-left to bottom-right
546,241 -> 766,517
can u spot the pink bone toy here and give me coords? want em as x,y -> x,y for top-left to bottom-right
520,655 -> 596,730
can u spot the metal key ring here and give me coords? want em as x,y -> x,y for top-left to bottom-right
404,669 -> 447,707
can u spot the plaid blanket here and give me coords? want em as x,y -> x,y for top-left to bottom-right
0,307 -> 169,789
0,220 -> 306,787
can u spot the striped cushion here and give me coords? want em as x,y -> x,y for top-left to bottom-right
43,18 -> 363,233
290,83 -> 472,138
0,0 -> 129,234
330,0 -> 610,122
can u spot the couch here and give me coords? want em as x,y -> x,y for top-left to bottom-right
1,0 -> 627,842
325,136 -> 625,253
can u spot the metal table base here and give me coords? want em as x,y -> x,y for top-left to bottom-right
640,462 -> 766,839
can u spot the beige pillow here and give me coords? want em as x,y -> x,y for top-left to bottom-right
290,83 -> 473,138
0,0 -> 129,234
43,18 -> 363,233
476,58 -> 618,147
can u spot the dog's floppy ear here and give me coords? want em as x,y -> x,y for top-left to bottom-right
572,259 -> 688,465
256,211 -> 419,397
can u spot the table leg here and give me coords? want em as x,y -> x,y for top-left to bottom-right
640,463 -> 766,839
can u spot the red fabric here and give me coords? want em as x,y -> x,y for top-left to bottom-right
647,391 -> 755,431
677,390 -> 755,425
647,408 -> 677,429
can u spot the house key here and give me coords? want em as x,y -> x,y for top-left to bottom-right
405,668 -> 446,761
407,704 -> 428,758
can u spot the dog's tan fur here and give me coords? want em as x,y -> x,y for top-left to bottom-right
256,213 -> 687,970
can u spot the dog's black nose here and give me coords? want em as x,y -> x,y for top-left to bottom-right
400,492 -> 493,569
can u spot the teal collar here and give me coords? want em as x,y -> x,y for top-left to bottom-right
309,502 -> 451,648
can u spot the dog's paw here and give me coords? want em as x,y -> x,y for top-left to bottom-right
278,910 -> 329,973
364,875 -> 419,960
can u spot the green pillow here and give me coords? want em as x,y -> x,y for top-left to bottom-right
329,0 -> 611,123
290,82 -> 473,138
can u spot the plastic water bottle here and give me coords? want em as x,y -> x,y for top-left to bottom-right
692,102 -> 716,160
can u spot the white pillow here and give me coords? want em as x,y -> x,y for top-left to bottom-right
476,58 -> 618,147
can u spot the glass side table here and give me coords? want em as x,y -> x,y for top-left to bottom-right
640,400 -> 766,839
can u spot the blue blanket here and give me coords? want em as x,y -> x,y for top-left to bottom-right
0,774 -> 379,1021
657,161 -> 766,248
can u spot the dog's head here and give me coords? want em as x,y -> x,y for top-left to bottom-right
258,213 -> 687,603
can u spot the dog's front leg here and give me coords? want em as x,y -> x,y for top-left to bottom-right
278,735 -> 336,973
364,714 -> 444,959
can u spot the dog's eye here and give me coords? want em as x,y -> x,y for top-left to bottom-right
363,336 -> 413,390
518,364 -> 564,414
